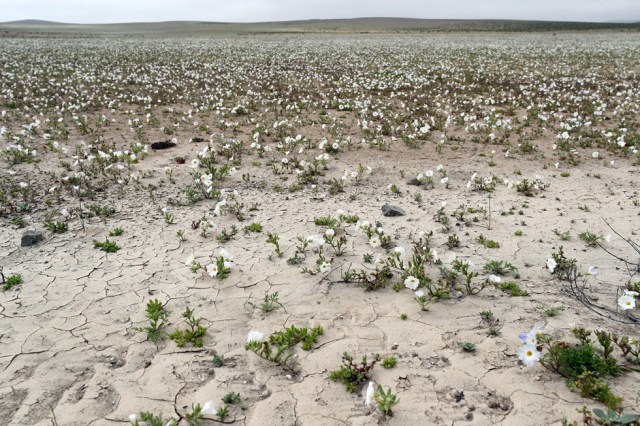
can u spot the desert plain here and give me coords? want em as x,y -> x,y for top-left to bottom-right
0,29 -> 639,425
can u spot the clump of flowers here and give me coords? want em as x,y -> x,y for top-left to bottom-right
186,249 -> 233,280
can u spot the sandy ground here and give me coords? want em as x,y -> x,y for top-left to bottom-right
1,120 -> 638,426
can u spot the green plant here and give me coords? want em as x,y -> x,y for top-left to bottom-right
541,306 -> 565,317
287,253 -> 304,265
245,222 -> 263,233
267,233 -> 284,257
169,307 -> 207,348
222,392 -> 241,404
314,215 -> 338,228
458,341 -> 476,353
446,234 -> 460,249
480,310 -> 494,322
497,281 -> 529,297
553,229 -> 572,241
571,372 -> 622,411
89,204 -> 115,219
476,234 -> 500,248
248,292 -> 283,314
483,260 -> 519,277
245,325 -> 323,372
184,403 -> 204,425
537,331 -> 622,409
487,327 -> 501,337
212,354 -> 225,367
548,246 -> 577,281
135,299 -> 170,343
269,325 -> 324,351
329,352 -> 380,393
374,385 -> 400,416
592,408 -> 640,425
163,211 -> 175,224
216,225 -> 238,243
10,217 -> 26,228
93,238 -> 119,253
578,231 -> 604,247
45,220 -> 68,233
216,406 -> 229,421
2,273 -> 23,291
381,356 -> 397,369
400,313 -> 408,320
176,229 -> 187,241
108,227 -> 124,237
134,411 -> 178,426
515,178 -> 549,196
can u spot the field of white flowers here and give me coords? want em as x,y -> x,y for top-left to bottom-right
1,32 -> 639,425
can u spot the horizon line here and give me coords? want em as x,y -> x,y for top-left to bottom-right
3,16 -> 639,26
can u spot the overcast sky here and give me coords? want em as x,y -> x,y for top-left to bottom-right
1,0 -> 638,24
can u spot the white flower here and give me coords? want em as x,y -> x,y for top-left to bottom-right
414,290 -> 425,297
436,164 -> 444,171
369,235 -> 381,248
546,258 -> 557,274
202,400 -> 217,415
518,344 -> 541,366
430,248 -> 438,261
604,235 -> 611,243
247,330 -> 264,343
488,275 -> 501,283
404,276 -> 420,291
364,381 -> 375,406
185,255 -> 195,266
592,151 -> 599,158
190,158 -> 200,168
19,182 -> 28,188
587,266 -> 599,277
219,248 -> 232,260
306,234 -> 324,248
319,261 -> 331,274
206,263 -> 219,277
618,294 -> 636,310
624,290 -> 640,297
129,413 -> 138,424
440,177 -> 449,184
425,170 -> 434,177
325,228 -> 335,237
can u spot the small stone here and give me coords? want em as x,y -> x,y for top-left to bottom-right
150,140 -> 176,150
391,343 -> 399,350
21,230 -> 45,247
465,412 -> 474,421
381,204 -> 405,217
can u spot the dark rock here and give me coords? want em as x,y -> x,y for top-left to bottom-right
150,140 -> 177,150
190,137 -> 205,143
21,230 -> 44,247
382,204 -> 405,217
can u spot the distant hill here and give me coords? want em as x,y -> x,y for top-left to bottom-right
4,19 -> 62,25
1,17 -> 639,36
